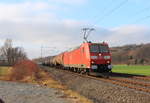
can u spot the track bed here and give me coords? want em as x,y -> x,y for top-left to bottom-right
41,66 -> 150,103
0,81 -> 72,103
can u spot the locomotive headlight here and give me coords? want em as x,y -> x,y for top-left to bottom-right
91,65 -> 98,69
108,65 -> 113,69
104,56 -> 110,59
91,56 -> 98,59
107,61 -> 110,64
91,61 -> 95,64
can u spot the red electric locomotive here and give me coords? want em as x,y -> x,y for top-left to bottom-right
44,42 -> 112,77
63,42 -> 112,76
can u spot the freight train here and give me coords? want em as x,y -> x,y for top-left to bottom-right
42,42 -> 112,77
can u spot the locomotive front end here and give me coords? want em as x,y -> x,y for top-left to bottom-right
89,42 -> 112,75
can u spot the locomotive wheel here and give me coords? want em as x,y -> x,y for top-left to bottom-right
86,69 -> 90,75
80,69 -> 84,74
77,68 -> 81,73
80,69 -> 86,74
75,68 -> 78,72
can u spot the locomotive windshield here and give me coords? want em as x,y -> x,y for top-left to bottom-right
90,44 -> 109,53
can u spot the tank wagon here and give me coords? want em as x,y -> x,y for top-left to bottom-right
43,42 -> 112,77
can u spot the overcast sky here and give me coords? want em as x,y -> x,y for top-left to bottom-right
0,0 -> 150,58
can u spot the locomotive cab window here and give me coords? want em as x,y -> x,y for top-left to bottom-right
99,45 -> 109,53
90,44 -> 109,53
90,45 -> 99,53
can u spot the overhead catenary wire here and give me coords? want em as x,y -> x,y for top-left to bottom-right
129,3 -> 150,24
135,6 -> 150,15
92,0 -> 150,26
91,0 -> 114,21
93,0 -> 128,24
83,0 -> 150,42
133,15 -> 150,24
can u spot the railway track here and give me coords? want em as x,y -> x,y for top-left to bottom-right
133,76 -> 150,81
110,78 -> 150,87
85,75 -> 150,93
42,66 -> 150,94
110,72 -> 150,81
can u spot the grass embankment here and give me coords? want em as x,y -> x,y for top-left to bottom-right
0,67 -> 10,75
0,66 -> 12,80
112,65 -> 150,76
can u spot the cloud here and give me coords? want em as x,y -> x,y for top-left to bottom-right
0,2 -> 57,22
101,25 -> 150,46
0,2 -> 85,58
1,21 -> 150,58
0,20 -> 87,58
0,1 -> 150,59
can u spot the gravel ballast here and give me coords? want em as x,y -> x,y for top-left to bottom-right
0,80 -> 71,103
42,66 -> 150,103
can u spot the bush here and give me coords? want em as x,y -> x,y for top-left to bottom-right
10,60 -> 40,81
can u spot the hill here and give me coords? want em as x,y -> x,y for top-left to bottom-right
111,43 -> 150,65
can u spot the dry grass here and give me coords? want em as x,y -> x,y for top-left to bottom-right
34,70 -> 93,103
0,61 -> 93,103
0,66 -> 12,80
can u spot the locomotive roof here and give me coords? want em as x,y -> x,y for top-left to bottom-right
65,42 -> 108,52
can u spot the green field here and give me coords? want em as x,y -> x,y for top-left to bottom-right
0,66 -> 10,76
112,65 -> 150,76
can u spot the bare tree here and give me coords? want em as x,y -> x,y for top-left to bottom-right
11,47 -> 27,63
1,39 -> 12,64
1,39 -> 27,65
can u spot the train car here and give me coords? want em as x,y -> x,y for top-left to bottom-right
52,53 -> 64,66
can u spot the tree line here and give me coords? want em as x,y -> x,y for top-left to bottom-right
111,43 -> 150,65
